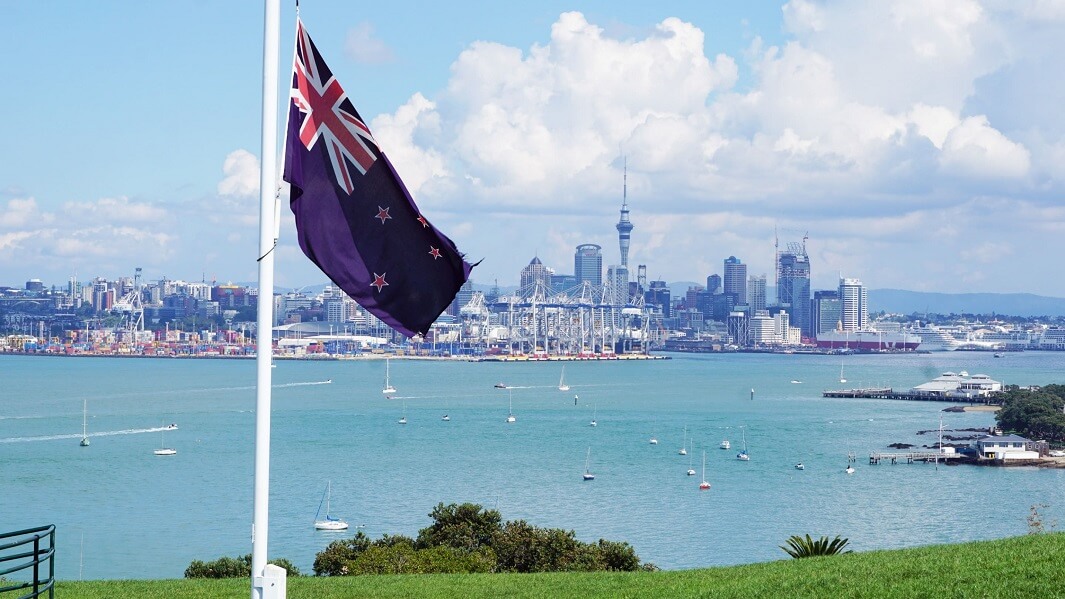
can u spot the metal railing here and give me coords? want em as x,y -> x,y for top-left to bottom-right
0,525 -> 55,599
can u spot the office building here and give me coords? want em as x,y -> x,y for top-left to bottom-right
574,244 -> 603,287
839,277 -> 868,332
723,256 -> 747,306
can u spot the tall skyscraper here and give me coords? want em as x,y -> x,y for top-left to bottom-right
607,265 -> 630,305
723,256 -> 747,306
838,277 -> 867,332
777,242 -> 811,337
747,275 -> 767,313
520,257 -> 552,294
574,244 -> 603,286
616,160 -> 633,269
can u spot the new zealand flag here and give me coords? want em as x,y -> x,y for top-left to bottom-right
283,18 -> 472,338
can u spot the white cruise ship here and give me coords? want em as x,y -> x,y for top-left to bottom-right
908,324 -> 962,352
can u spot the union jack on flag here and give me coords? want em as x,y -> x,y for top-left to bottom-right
291,19 -> 378,194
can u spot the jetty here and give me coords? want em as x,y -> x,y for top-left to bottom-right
869,451 -> 965,465
823,387 -> 999,405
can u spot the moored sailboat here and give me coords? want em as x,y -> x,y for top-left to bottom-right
313,480 -> 348,530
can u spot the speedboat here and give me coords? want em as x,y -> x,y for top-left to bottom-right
165,423 -> 178,430
795,463 -> 805,470
494,382 -> 507,389
720,439 -> 730,450
441,414 -> 450,421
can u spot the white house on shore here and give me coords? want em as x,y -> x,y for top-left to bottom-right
972,434 -> 1040,460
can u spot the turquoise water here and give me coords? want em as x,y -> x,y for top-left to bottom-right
2,351 -> 1064,579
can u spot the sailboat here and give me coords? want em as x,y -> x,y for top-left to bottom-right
506,388 -> 516,423
582,448 -> 595,480
79,399 -> 90,447
558,366 -> 570,392
649,420 -> 658,445
686,440 -> 696,476
736,426 -> 749,461
839,358 -> 847,384
313,481 -> 348,530
153,425 -> 176,456
589,402 -> 597,427
678,425 -> 688,455
381,358 -> 397,396
398,400 -> 407,425
698,452 -> 711,490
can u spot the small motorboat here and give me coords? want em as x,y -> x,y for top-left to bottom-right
494,382 -> 507,389
795,463 -> 805,470
845,465 -> 855,474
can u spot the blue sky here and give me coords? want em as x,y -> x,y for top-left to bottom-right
2,1 -> 1064,296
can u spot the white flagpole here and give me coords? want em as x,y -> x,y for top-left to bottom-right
252,0 -> 280,597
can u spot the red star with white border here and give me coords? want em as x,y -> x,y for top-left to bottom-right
376,206 -> 392,224
417,215 -> 429,228
371,273 -> 388,292
429,246 -> 442,260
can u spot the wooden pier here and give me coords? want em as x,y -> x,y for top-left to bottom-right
823,387 -> 995,404
869,452 -> 965,464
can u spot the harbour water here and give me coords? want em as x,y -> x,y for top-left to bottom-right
2,350 -> 1064,579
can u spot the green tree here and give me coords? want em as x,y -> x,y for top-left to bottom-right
416,502 -> 502,551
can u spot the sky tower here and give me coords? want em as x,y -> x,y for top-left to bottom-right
616,158 -> 634,268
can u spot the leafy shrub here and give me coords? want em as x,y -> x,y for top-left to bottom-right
780,535 -> 852,558
184,554 -> 300,578
314,502 -> 647,576
416,502 -> 502,551
313,532 -> 372,576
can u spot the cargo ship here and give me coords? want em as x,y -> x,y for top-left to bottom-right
815,330 -> 921,351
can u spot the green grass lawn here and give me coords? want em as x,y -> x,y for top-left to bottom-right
55,533 -> 1065,598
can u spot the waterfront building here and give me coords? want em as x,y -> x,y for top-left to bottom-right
749,310 -> 775,345
574,244 -> 603,287
723,257 -> 747,307
747,275 -> 767,313
811,290 -> 840,334
777,244 -> 811,336
838,277 -> 867,332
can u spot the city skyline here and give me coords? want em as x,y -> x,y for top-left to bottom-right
3,2 -> 1064,296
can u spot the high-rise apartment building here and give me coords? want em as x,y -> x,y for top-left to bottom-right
777,243 -> 811,337
747,275 -> 767,313
838,277 -> 867,332
723,256 -> 747,307
607,265 -> 630,305
574,244 -> 603,287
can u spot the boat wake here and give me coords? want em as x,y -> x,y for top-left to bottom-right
276,380 -> 333,387
0,425 -> 176,444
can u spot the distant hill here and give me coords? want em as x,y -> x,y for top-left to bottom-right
869,289 -> 1065,317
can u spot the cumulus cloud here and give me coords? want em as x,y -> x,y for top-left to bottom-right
351,7 -> 1059,293
217,149 -> 260,198
0,198 -> 52,228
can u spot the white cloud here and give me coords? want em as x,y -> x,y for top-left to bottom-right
940,115 -> 1032,177
0,198 -> 52,228
62,196 -> 168,224
217,149 -> 260,198
345,22 -> 396,65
